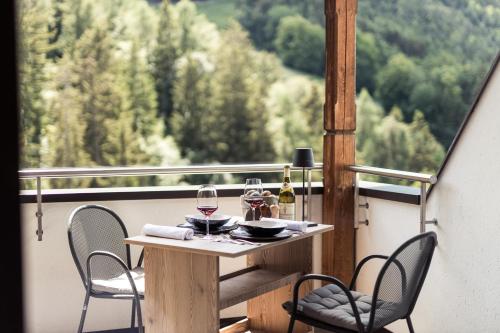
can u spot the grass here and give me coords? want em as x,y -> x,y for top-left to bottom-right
194,0 -> 238,28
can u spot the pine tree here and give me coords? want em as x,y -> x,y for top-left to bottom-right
171,52 -> 213,162
47,0 -> 65,59
176,0 -> 198,53
356,89 -> 385,159
152,0 -> 179,128
210,24 -> 276,163
408,111 -> 445,173
61,0 -> 93,53
127,41 -> 159,138
363,107 -> 413,184
19,0 -> 51,168
71,25 -> 124,167
45,59 -> 91,188
300,83 -> 324,161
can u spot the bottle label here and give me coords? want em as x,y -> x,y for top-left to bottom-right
279,203 -> 295,220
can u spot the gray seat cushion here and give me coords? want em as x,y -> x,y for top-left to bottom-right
92,267 -> 144,296
283,284 -> 398,331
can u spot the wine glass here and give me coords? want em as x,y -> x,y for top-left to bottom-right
244,178 -> 263,221
197,184 -> 218,237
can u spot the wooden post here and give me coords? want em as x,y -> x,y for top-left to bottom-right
322,0 -> 357,284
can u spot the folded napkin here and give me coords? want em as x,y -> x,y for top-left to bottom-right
260,218 -> 307,232
142,224 -> 194,240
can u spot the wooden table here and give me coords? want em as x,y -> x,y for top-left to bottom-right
125,224 -> 333,333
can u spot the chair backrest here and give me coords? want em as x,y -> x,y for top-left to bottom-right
368,232 -> 437,331
67,205 -> 131,287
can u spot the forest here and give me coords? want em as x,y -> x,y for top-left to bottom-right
19,0 -> 499,188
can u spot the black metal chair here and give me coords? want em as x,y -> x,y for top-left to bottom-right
67,205 -> 145,333
284,231 -> 437,333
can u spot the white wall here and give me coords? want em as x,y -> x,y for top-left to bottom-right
356,62 -> 500,332
22,194 -> 323,333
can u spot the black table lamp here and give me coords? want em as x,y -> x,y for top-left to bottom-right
293,148 -> 315,221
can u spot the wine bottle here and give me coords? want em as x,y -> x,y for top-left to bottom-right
278,165 -> 296,220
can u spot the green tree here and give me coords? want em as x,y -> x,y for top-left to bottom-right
47,0 -> 65,59
408,111 -> 445,173
356,31 -> 384,94
152,0 -> 179,128
210,24 -> 276,163
300,83 -> 324,161
127,41 -> 159,138
262,5 -> 299,51
356,89 -> 384,163
363,108 -> 413,180
275,15 -> 325,75
62,0 -> 93,53
266,77 -> 321,163
19,0 -> 51,168
71,25 -> 125,167
409,62 -> 468,146
237,0 -> 275,49
375,53 -> 422,121
45,60 -> 91,188
171,52 -> 213,163
176,0 -> 198,53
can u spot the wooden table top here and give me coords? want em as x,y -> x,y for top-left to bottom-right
125,223 -> 333,258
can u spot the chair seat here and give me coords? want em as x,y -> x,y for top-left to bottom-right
283,284 -> 398,331
92,267 -> 144,296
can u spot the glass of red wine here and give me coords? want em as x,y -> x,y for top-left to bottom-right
197,184 -> 218,237
244,178 -> 263,221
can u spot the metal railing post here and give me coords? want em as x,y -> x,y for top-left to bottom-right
307,168 -> 312,220
347,165 -> 437,233
420,182 -> 426,233
36,176 -> 43,241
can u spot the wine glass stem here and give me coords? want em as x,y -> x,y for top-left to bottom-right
252,208 -> 256,221
206,215 -> 209,236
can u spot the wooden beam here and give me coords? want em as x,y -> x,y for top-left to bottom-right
322,0 -> 357,284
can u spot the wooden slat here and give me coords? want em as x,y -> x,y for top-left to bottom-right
144,247 -> 219,333
220,269 -> 301,309
247,238 -> 314,333
219,318 -> 249,333
323,0 -> 357,285
220,265 -> 260,282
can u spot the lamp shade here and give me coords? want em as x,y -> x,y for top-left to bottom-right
292,148 -> 315,168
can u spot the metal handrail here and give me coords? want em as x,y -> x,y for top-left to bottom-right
348,164 -> 438,233
19,163 -> 323,179
347,165 -> 437,184
19,163 -> 323,241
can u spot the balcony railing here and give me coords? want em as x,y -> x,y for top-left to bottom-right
19,163 -> 323,241
347,165 -> 438,233
19,163 -> 437,239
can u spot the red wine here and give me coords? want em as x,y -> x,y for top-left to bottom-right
197,206 -> 218,217
245,197 -> 264,209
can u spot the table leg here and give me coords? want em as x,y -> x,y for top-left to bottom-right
247,238 -> 312,333
144,247 -> 219,333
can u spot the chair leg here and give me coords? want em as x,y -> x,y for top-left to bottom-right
287,314 -> 296,333
131,299 -> 136,328
77,292 -> 90,333
406,316 -> 415,333
135,297 -> 143,333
